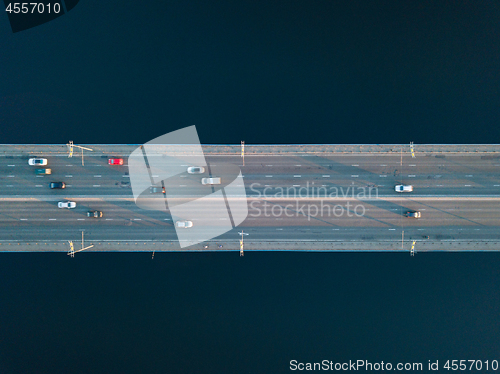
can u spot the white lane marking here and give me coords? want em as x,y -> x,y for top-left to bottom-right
379,175 -> 387,177
93,185 -> 100,187
465,175 -> 473,177
66,185 -> 72,187
180,175 -> 186,178
352,164 -> 359,166
380,164 -> 387,166
20,218 -> 27,221
77,219 -> 85,221
417,229 -> 424,231
409,164 -> 416,166
133,218 -> 141,221
294,175 -> 301,177
495,185 -> 500,187
36,175 -> 44,178
164,218 -> 171,220
408,175 -> 416,177
122,175 -> 130,178
388,229 -> 396,230
65,175 -> 73,178
66,165 -> 73,167
94,175 -> 101,178
293,185 -> 300,187
266,165 -> 273,167
437,185 -> 443,186
322,185 -> 327,187
351,175 -> 358,177
8,165 -> 15,167
49,218 -> 56,221
105,218 -> 113,220
264,185 -> 271,187
295,165 -> 301,167
35,185 -> 43,187
276,228 -> 283,230
152,175 -> 159,178
465,185 -> 471,187
332,229 -> 339,231
475,229 -> 481,231
179,185 -> 186,187
322,175 -> 330,177
7,175 -> 14,178
6,185 -> 13,187
265,175 -> 273,177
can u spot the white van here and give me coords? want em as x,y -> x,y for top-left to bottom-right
201,177 -> 221,185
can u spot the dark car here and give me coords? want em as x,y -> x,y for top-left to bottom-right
405,211 -> 421,218
87,210 -> 103,218
50,182 -> 66,189
150,186 -> 166,194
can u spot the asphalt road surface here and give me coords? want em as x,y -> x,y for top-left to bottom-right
1,146 -> 500,251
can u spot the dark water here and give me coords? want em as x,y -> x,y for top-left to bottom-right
1,1 -> 500,373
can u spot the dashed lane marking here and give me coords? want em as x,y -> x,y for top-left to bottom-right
66,165 -> 73,167
408,175 -> 416,177
265,175 -> 273,177
93,185 -> 100,187
20,218 -> 27,221
7,175 -> 14,177
77,219 -> 85,221
293,185 -> 300,187
94,175 -> 101,178
8,165 -> 15,167
388,229 -> 396,230
351,175 -> 358,177
322,175 -> 330,177
466,175 -> 473,177
65,175 -> 72,177
49,219 -> 56,221
35,185 -> 43,187
352,164 -> 359,166
294,175 -> 301,177
379,175 -> 387,177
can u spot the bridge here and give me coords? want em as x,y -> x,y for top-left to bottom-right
1,143 -> 500,253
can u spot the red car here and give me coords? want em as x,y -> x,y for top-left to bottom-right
108,158 -> 124,165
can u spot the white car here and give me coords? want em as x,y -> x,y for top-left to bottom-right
201,177 -> 221,185
395,185 -> 413,192
28,158 -> 48,166
176,220 -> 193,228
187,167 -> 205,174
58,201 -> 76,209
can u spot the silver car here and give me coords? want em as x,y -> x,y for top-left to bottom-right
58,201 -> 76,209
201,177 -> 221,185
28,158 -> 48,166
176,220 -> 193,228
187,167 -> 205,174
395,185 -> 413,192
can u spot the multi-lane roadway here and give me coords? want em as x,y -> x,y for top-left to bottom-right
1,145 -> 500,252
